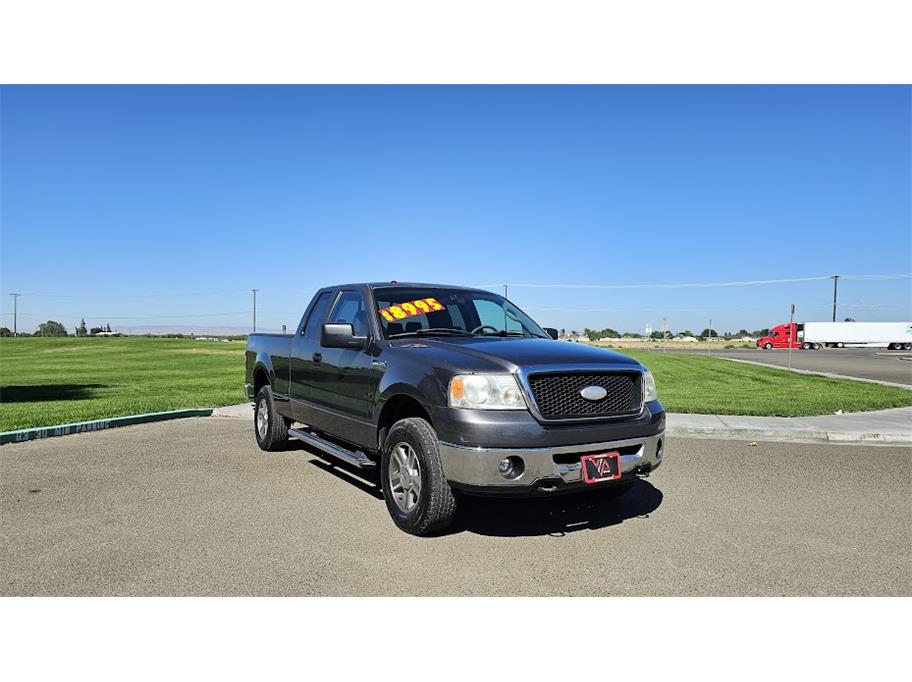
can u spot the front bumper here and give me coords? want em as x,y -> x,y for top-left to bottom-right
438,431 -> 664,494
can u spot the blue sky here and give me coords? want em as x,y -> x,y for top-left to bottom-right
1,85 -> 910,334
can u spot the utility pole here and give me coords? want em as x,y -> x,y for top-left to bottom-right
831,274 -> 839,322
251,289 -> 258,333
10,293 -> 20,336
503,284 -> 508,299
707,319 -> 713,356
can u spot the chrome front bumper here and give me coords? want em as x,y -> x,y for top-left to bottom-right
438,432 -> 665,490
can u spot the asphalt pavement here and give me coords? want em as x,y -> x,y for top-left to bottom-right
660,347 -> 912,386
2,417 -> 909,596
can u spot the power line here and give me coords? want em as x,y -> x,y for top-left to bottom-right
0,310 -> 252,320
4,288 -> 252,299
478,273 -> 912,290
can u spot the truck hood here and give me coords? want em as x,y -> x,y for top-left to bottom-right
401,337 -> 642,372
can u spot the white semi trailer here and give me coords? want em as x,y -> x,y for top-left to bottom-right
801,321 -> 912,350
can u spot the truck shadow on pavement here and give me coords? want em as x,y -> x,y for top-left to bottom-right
448,480 -> 663,537
303,450 -> 663,538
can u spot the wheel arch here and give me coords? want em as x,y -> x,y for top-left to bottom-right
376,392 -> 434,450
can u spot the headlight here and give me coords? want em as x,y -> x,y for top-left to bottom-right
449,374 -> 528,410
643,370 -> 658,402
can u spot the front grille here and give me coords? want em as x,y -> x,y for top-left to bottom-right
528,372 -> 641,420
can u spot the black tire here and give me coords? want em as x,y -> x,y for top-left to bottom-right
254,385 -> 289,451
904,343 -> 912,351
802,342 -> 812,350
381,417 -> 456,536
763,343 -> 773,350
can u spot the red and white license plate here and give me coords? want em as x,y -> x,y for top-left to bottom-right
580,452 -> 622,484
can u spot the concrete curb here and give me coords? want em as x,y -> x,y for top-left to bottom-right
718,357 -> 912,390
665,424 -> 912,446
211,403 -> 253,419
0,409 -> 215,446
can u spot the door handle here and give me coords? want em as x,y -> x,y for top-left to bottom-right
312,352 -> 322,364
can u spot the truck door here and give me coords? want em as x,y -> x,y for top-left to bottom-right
305,289 -> 374,448
289,290 -> 335,423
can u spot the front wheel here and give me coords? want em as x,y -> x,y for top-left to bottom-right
254,385 -> 289,451
763,343 -> 773,350
381,417 -> 456,536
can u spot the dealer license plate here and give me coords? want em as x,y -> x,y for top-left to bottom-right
580,452 -> 622,484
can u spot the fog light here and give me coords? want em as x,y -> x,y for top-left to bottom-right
497,456 -> 524,480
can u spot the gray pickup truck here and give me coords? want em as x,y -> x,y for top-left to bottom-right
245,282 -> 665,535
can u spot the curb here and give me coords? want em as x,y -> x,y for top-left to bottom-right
666,425 -> 912,446
0,409 -> 214,446
718,357 -> 912,390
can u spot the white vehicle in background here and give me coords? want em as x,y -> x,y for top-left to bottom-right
757,321 -> 912,350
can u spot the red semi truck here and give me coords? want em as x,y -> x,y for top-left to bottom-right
757,321 -> 912,350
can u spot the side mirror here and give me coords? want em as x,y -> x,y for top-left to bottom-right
544,327 -> 559,340
321,323 -> 367,349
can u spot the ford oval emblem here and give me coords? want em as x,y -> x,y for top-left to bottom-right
580,385 -> 608,401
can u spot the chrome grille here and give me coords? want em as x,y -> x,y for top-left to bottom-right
528,372 -> 640,419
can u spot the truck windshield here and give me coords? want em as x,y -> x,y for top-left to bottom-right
373,287 -> 549,340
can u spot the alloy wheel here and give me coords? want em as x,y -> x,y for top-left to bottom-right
388,442 -> 422,512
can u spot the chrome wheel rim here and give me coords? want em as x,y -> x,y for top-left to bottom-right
256,399 -> 268,438
388,442 -> 421,513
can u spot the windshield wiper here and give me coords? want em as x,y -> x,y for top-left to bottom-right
390,327 -> 474,338
475,330 -> 549,339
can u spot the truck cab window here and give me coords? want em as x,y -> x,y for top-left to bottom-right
329,291 -> 368,337
302,291 -> 334,338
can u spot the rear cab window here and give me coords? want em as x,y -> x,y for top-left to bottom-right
302,291 -> 334,338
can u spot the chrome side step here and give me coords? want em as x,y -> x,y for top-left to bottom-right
288,428 -> 376,469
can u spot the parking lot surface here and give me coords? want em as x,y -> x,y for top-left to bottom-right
2,418 -> 910,596
662,347 -> 912,386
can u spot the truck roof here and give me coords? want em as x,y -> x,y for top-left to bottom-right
326,282 -> 492,293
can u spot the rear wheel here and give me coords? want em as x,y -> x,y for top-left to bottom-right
254,384 -> 289,451
381,417 -> 456,535
904,343 -> 912,351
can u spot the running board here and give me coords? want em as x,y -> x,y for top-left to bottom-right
288,428 -> 376,469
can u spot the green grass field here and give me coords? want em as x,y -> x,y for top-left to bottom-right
0,337 -> 246,431
620,349 -> 912,417
1,337 -> 910,431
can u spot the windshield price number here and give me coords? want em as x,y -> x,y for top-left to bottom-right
379,297 -> 445,323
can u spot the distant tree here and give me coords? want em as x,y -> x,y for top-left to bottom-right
559,328 -> 566,339
751,328 -> 770,337
35,320 -> 68,337
0,326 -> 11,337
737,329 -> 750,337
583,328 -> 594,340
699,328 -> 719,339
90,326 -> 104,335
105,323 -> 112,333
75,318 -> 88,336
680,329 -> 694,337
649,330 -> 666,340
623,332 -> 643,339
844,317 -> 855,322
570,330 -> 578,337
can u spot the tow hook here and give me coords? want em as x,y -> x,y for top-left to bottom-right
634,464 -> 652,479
